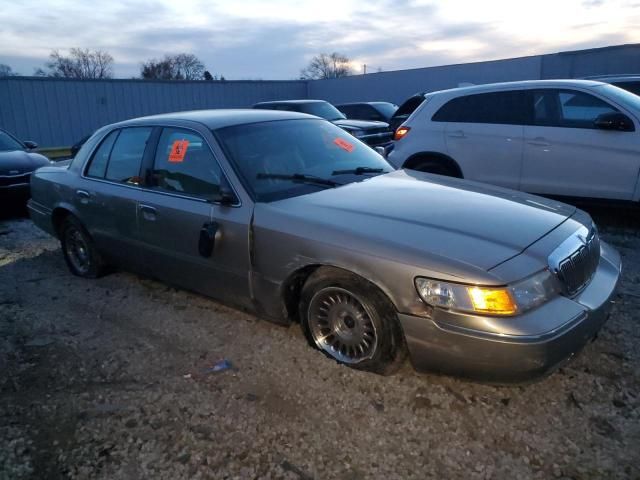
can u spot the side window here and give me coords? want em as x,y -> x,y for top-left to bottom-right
558,90 -> 618,128
150,128 -> 222,199
86,130 -> 118,178
532,90 -> 618,129
432,91 -> 527,124
105,127 -> 152,184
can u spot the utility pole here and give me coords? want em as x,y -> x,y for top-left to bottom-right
363,64 -> 367,75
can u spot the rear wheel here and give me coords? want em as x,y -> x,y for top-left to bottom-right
300,267 -> 406,375
60,217 -> 106,278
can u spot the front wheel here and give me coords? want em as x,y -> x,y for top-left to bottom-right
60,217 -> 106,278
300,267 -> 406,375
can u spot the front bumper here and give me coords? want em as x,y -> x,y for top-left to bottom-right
398,241 -> 622,383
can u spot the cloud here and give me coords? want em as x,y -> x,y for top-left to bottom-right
0,0 -> 638,79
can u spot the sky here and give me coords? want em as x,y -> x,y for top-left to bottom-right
0,0 -> 639,79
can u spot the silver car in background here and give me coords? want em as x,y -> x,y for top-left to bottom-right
28,110 -> 621,383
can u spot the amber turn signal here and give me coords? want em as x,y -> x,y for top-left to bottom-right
394,126 -> 411,141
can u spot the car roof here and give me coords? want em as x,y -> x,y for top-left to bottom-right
336,101 -> 395,106
427,79 -> 607,97
254,99 -> 328,105
112,109 -> 317,130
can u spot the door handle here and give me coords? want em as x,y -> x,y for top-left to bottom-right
139,204 -> 157,221
527,137 -> 551,147
448,130 -> 466,138
76,190 -> 90,204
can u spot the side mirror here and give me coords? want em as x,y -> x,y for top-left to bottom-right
594,112 -> 635,132
374,146 -> 386,157
214,186 -> 237,206
199,221 -> 219,258
23,140 -> 38,150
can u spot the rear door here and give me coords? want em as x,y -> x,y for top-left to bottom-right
520,88 -> 640,199
76,126 -> 153,268
136,126 -> 252,307
436,90 -> 526,189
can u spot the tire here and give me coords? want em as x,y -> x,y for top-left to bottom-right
299,267 -> 407,375
60,216 -> 107,278
412,159 -> 458,177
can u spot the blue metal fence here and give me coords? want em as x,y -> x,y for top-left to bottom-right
0,78 -> 307,146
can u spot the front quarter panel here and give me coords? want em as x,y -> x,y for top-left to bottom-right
250,202 -> 504,322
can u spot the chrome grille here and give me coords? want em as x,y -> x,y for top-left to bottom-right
0,172 -> 30,187
553,228 -> 600,296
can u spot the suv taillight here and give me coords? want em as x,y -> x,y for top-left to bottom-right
394,126 -> 411,141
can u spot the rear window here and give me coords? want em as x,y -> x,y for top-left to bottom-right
432,91 -> 527,125
105,127 -> 152,183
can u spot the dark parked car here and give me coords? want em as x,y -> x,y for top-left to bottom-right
388,92 -> 427,133
587,75 -> 640,96
253,100 -> 392,146
0,128 -> 49,204
336,102 -> 398,122
70,133 -> 92,157
28,110 -> 620,383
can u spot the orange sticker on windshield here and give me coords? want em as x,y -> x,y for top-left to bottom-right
169,140 -> 189,163
334,138 -> 354,152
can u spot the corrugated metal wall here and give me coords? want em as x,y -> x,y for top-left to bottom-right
0,78 -> 307,146
308,43 -> 640,105
2,44 -> 639,147
308,56 -> 542,105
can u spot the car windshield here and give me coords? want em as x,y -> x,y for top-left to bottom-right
297,102 -> 346,121
0,130 -> 24,152
215,119 -> 393,202
596,84 -> 640,111
373,102 -> 398,118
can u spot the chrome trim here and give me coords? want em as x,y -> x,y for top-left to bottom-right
548,225 -> 600,296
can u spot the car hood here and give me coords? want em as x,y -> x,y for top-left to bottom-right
332,119 -> 389,130
0,150 -> 50,175
264,170 -> 575,273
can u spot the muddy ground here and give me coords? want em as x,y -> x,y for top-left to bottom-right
0,205 -> 639,480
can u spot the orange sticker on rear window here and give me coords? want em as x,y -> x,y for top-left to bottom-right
334,137 -> 354,152
168,140 -> 189,163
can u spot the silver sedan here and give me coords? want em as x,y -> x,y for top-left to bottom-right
28,110 -> 621,383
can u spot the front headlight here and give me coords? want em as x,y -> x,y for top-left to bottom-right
415,270 -> 559,316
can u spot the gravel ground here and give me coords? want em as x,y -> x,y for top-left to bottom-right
1,207 -> 639,480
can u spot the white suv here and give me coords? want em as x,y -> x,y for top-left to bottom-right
387,80 -> 640,201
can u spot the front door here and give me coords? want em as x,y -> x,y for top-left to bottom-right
136,127 -> 252,308
521,88 -> 640,200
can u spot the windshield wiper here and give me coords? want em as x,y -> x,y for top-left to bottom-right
331,167 -> 386,175
256,173 -> 340,188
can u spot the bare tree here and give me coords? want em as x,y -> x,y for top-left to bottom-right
140,53 -> 206,80
300,52 -> 352,80
0,64 -> 17,77
44,48 -> 114,79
